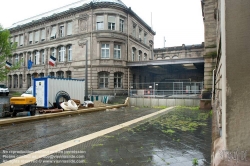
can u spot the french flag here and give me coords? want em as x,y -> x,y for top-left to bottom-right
5,61 -> 12,69
49,55 -> 56,66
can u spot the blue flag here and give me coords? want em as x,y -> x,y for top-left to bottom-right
28,60 -> 33,70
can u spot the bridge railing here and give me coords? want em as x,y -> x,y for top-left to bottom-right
129,82 -> 203,99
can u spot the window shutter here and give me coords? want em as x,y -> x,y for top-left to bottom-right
108,16 -> 115,23
41,29 -> 45,40
67,22 -> 72,35
97,16 -> 104,22
51,26 -> 57,38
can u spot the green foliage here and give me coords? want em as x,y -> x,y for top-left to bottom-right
153,106 -> 167,109
192,158 -> 198,165
10,92 -> 22,97
0,24 -> 20,82
204,51 -> 217,59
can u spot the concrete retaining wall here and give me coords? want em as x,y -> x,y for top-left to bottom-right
130,98 -> 200,107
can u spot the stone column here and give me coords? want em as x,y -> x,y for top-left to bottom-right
110,41 -> 114,59
104,13 -> 108,30
109,71 -> 114,89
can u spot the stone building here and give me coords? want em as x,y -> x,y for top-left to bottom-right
202,0 -> 250,165
7,0 -> 155,95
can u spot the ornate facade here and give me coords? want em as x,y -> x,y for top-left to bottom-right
7,0 -> 155,95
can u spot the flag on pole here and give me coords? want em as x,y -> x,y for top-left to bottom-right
5,61 -> 12,69
49,55 -> 56,66
28,60 -> 33,70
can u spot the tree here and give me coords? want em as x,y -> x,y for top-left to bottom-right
0,24 -> 20,82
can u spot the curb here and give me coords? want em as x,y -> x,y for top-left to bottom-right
0,104 -> 127,126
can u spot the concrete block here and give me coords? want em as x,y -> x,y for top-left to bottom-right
175,99 -> 185,106
159,99 -> 167,107
200,99 -> 212,110
166,99 -> 176,107
151,99 -> 159,107
129,98 -> 136,106
137,98 -> 144,107
185,99 -> 194,107
144,98 -> 151,107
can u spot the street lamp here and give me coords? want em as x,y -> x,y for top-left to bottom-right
78,40 -> 88,101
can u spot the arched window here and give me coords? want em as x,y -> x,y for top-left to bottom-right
99,72 -> 109,88
114,72 -> 123,88
40,73 -> 44,78
49,72 -> 55,77
132,47 -> 136,61
34,51 -> 39,65
66,71 -> 72,79
57,71 -> 64,78
172,55 -> 178,59
138,50 -> 142,61
144,53 -> 147,61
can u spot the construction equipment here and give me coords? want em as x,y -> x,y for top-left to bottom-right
8,97 -> 37,117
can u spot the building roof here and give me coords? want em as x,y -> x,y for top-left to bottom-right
9,0 -> 127,29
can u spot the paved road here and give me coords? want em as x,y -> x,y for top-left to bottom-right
0,107 -> 212,166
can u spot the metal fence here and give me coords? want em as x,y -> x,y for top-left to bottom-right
129,82 -> 203,99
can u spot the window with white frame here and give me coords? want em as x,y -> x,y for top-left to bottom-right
20,35 -> 24,46
29,32 -> 33,44
132,48 -> 136,61
144,33 -> 147,44
132,24 -> 136,37
99,72 -> 109,88
114,44 -> 121,59
58,46 -> 65,62
101,44 -> 110,58
15,36 -> 19,46
139,29 -> 142,41
138,51 -> 142,61
67,22 -> 72,35
41,29 -> 45,41
68,45 -> 72,61
50,26 -> 57,39
114,72 -> 123,88
41,50 -> 45,64
28,53 -> 32,61
59,25 -> 64,37
119,19 -> 124,32
10,37 -> 13,45
108,16 -> 115,30
35,30 -> 40,43
34,51 -> 40,65
20,54 -> 24,66
15,54 -> 19,64
51,48 -> 56,57
96,16 -> 104,30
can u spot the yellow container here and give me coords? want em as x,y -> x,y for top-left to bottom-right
10,97 -> 36,105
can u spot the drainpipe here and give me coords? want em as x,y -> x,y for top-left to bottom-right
212,69 -> 215,106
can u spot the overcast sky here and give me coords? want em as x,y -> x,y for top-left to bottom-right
0,0 -> 204,48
